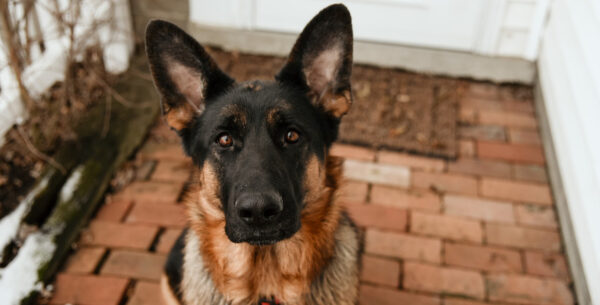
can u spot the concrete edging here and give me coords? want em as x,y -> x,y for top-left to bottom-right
188,22 -> 536,84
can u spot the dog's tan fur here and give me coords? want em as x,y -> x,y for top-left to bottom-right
178,155 -> 358,305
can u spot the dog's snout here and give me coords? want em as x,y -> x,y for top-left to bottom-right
235,193 -> 283,225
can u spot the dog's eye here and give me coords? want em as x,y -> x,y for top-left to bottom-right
217,133 -> 233,147
285,129 -> 300,144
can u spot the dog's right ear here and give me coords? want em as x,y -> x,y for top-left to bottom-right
145,20 -> 234,131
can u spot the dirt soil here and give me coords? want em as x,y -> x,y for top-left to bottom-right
0,49 -> 112,219
209,48 -> 464,158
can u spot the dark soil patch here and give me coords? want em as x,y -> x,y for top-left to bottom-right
0,49 -> 116,219
208,48 -> 464,158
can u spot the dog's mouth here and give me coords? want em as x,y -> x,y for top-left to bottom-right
225,222 -> 300,245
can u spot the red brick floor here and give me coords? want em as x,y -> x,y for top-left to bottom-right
47,83 -> 574,305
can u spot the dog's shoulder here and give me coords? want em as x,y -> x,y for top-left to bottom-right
305,211 -> 360,305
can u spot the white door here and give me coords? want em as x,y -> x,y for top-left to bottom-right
252,0 -> 486,52
190,0 -> 550,60
191,0 -> 487,52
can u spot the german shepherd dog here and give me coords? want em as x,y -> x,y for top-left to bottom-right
145,4 -> 359,305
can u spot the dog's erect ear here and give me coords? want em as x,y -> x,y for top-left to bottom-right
145,20 -> 234,131
277,4 -> 353,118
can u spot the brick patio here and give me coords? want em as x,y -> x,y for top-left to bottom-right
47,83 -> 574,305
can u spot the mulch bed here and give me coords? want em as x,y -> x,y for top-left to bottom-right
209,48 -> 464,158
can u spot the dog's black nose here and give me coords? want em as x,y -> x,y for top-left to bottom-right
235,193 -> 283,225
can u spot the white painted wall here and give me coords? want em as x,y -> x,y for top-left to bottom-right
537,0 -> 600,304
190,0 -> 550,60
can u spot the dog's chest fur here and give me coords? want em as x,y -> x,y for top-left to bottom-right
181,215 -> 359,305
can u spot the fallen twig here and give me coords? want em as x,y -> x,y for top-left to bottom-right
16,125 -> 66,174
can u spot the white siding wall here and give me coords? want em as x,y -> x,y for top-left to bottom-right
537,0 -> 600,304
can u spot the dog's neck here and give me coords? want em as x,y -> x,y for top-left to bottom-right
182,156 -> 357,305
181,208 -> 359,305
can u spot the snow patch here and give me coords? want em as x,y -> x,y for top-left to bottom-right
0,175 -> 50,259
0,231 -> 56,305
59,166 -> 83,203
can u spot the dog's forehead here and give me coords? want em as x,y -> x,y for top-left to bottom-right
213,81 -> 300,118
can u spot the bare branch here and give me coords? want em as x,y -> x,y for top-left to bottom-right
16,125 -> 66,174
0,0 -> 34,111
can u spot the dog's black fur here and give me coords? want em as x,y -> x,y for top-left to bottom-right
146,4 -> 352,246
146,4 -> 358,305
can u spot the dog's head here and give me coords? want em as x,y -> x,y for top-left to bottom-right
146,4 -> 352,245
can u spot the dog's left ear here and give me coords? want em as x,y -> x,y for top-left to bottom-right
145,20 -> 234,131
277,4 -> 353,118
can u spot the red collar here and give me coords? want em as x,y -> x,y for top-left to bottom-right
259,297 -> 281,305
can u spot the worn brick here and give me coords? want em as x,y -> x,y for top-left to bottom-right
412,171 -> 478,195
478,141 -> 545,164
149,123 -> 180,143
135,160 -> 157,181
371,186 -> 441,212
515,204 -> 558,228
509,128 -> 542,145
330,143 -> 376,161
411,212 -> 483,243
151,160 -> 191,183
404,262 -> 485,299
444,243 -> 522,273
96,199 -> 133,222
50,274 -> 129,305
338,180 -> 369,203
459,125 -> 506,141
343,159 -> 410,187
443,297 -> 489,305
479,110 -> 538,129
444,195 -> 515,224
128,281 -> 163,305
359,285 -> 440,305
486,223 -> 561,251
345,202 -> 407,232
458,140 -> 476,158
480,178 -> 552,205
377,151 -> 445,172
156,228 -> 184,254
140,142 -> 187,161
525,251 -> 570,279
81,221 -> 159,250
360,255 -> 401,287
101,250 -> 166,281
117,181 -> 182,203
486,274 -> 573,305
126,201 -> 186,228
64,247 -> 106,274
365,229 -> 441,263
513,164 -> 548,183
448,158 -> 511,179
502,99 -> 536,113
